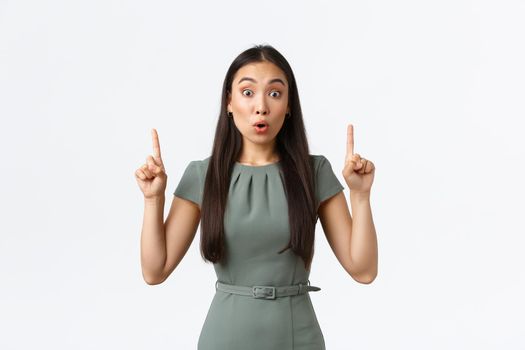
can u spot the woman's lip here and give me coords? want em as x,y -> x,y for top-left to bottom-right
254,124 -> 269,133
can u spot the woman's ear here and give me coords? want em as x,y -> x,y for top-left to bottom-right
226,94 -> 232,113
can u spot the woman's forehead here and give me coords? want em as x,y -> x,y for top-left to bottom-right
234,62 -> 287,85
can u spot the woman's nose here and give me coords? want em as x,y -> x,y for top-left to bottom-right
255,95 -> 268,115
256,101 -> 268,115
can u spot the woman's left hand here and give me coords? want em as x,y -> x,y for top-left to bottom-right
342,124 -> 376,194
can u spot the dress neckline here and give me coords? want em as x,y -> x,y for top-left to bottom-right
235,160 -> 281,169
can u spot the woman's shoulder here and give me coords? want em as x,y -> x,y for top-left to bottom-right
187,156 -> 211,176
309,154 -> 326,161
309,154 -> 330,170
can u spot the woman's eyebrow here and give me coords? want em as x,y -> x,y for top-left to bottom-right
237,77 -> 286,86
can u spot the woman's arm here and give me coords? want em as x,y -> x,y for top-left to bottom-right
318,190 -> 378,284
140,195 -> 201,285
140,195 -> 168,284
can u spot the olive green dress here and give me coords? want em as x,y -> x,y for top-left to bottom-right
174,154 -> 344,350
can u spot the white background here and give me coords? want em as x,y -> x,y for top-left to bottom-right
1,0 -> 524,349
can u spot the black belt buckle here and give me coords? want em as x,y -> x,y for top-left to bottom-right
252,286 -> 276,299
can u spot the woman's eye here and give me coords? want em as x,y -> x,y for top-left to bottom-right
242,89 -> 280,97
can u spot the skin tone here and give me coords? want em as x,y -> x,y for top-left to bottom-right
227,61 -> 290,166
318,124 -> 378,283
135,129 -> 166,200
343,124 -> 375,194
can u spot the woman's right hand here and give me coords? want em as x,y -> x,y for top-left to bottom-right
135,128 -> 168,200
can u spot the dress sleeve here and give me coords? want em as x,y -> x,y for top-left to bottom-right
315,155 -> 345,209
173,160 -> 202,207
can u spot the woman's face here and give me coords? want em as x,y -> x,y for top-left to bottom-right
227,61 -> 290,145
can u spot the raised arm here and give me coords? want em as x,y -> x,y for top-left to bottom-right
135,128 -> 200,285
319,124 -> 378,284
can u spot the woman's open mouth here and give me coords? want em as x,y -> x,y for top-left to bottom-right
254,122 -> 269,133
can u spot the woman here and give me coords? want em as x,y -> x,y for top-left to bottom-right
136,44 -> 378,350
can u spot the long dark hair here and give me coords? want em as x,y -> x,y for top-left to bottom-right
200,44 -> 318,271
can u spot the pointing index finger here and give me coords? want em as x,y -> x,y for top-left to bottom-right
151,128 -> 162,160
347,124 -> 354,156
